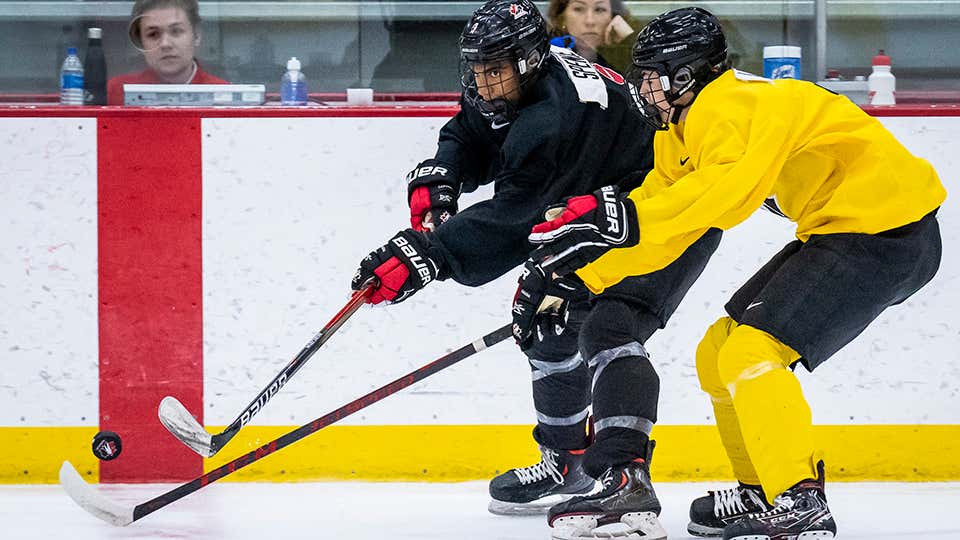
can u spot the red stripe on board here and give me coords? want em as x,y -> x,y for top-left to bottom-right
98,117 -> 204,482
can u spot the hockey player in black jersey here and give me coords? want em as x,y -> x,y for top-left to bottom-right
351,1 -> 720,537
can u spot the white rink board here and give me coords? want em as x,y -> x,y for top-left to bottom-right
0,118 -> 99,427
202,115 -> 960,428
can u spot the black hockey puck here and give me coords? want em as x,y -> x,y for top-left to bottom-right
92,430 -> 122,461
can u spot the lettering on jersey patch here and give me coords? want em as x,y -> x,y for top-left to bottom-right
733,69 -> 775,84
550,45 -> 608,109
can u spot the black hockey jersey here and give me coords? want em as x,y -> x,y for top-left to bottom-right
426,47 -> 655,286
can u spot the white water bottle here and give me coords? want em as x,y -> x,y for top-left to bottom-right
868,50 -> 895,105
280,57 -> 308,106
60,46 -> 84,106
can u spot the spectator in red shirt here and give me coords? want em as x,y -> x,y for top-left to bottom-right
107,0 -> 228,105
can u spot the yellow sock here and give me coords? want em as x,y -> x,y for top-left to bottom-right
717,324 -> 818,504
696,317 -> 761,485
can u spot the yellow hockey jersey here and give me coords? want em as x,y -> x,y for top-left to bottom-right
576,69 -> 946,293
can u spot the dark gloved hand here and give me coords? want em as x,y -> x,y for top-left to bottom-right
512,259 -> 588,351
528,185 -> 639,277
406,159 -> 458,232
352,229 -> 439,305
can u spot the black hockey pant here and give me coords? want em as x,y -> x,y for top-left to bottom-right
524,228 -> 721,478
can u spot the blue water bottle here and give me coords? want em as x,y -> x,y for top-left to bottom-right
60,46 -> 85,105
280,57 -> 308,106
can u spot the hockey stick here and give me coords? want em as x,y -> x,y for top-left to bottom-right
60,323 -> 513,526
158,284 -> 373,458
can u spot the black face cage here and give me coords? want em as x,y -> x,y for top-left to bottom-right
627,70 -> 669,130
460,55 -> 523,126
458,8 -> 548,125
626,56 -> 724,130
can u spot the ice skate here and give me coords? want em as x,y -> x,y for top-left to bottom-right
488,446 -> 596,515
547,454 -> 665,540
688,483 -> 771,537
723,462 -> 836,540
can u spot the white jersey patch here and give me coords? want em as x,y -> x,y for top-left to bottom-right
550,45 -> 608,109
733,69 -> 775,84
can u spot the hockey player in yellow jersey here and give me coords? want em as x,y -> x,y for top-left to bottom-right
512,7 -> 945,540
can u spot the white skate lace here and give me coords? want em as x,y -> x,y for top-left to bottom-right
749,493 -> 796,519
598,468 -> 617,491
513,448 -> 564,485
713,486 -> 750,518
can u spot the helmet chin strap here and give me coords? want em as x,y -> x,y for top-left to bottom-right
666,85 -> 694,125
669,104 -> 685,125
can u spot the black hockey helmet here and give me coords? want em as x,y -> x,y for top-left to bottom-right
459,0 -> 550,126
625,7 -> 729,129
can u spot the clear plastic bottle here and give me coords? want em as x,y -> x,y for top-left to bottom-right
868,49 -> 896,106
60,46 -> 84,106
280,57 -> 308,106
55,25 -> 74,76
83,28 -> 107,105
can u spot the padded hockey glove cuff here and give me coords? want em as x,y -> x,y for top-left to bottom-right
406,159 -> 459,232
352,229 -> 440,305
528,185 -> 639,277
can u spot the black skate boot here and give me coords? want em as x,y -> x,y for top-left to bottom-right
723,462 -> 836,540
547,445 -> 665,540
687,483 -> 771,537
488,446 -> 596,516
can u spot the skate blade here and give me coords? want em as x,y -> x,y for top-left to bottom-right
487,493 -> 578,516
687,521 -> 723,538
551,511 -> 667,540
798,532 -> 835,539
727,532 -> 834,540
687,521 -> 724,537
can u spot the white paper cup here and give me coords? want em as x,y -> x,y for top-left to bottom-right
346,88 -> 374,105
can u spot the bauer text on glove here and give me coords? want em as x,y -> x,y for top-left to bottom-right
351,229 -> 440,304
407,159 -> 459,232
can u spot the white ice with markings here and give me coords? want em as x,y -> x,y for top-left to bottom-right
2,480 -> 958,539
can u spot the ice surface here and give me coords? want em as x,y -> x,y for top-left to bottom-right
2,480 -> 958,539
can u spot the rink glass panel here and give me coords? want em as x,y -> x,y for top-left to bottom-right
0,1 -> 958,95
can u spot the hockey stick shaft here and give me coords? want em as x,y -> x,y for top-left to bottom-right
165,284 -> 373,456
133,323 -> 513,522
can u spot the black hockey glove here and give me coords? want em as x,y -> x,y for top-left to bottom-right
407,159 -> 458,232
512,259 -> 588,351
352,229 -> 439,305
528,185 -> 640,277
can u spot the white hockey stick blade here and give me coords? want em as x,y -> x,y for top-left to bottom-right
59,461 -> 134,526
158,396 -> 214,457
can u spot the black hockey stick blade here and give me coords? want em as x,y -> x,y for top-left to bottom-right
62,323 -> 513,526
158,284 -> 372,457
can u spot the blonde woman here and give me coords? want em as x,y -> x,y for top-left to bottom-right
546,0 -> 637,71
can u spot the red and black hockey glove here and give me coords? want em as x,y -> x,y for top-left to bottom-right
512,259 -> 588,351
528,185 -> 640,277
406,159 -> 458,232
351,229 -> 440,305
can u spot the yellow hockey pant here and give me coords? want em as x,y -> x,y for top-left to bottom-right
696,316 -> 819,503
